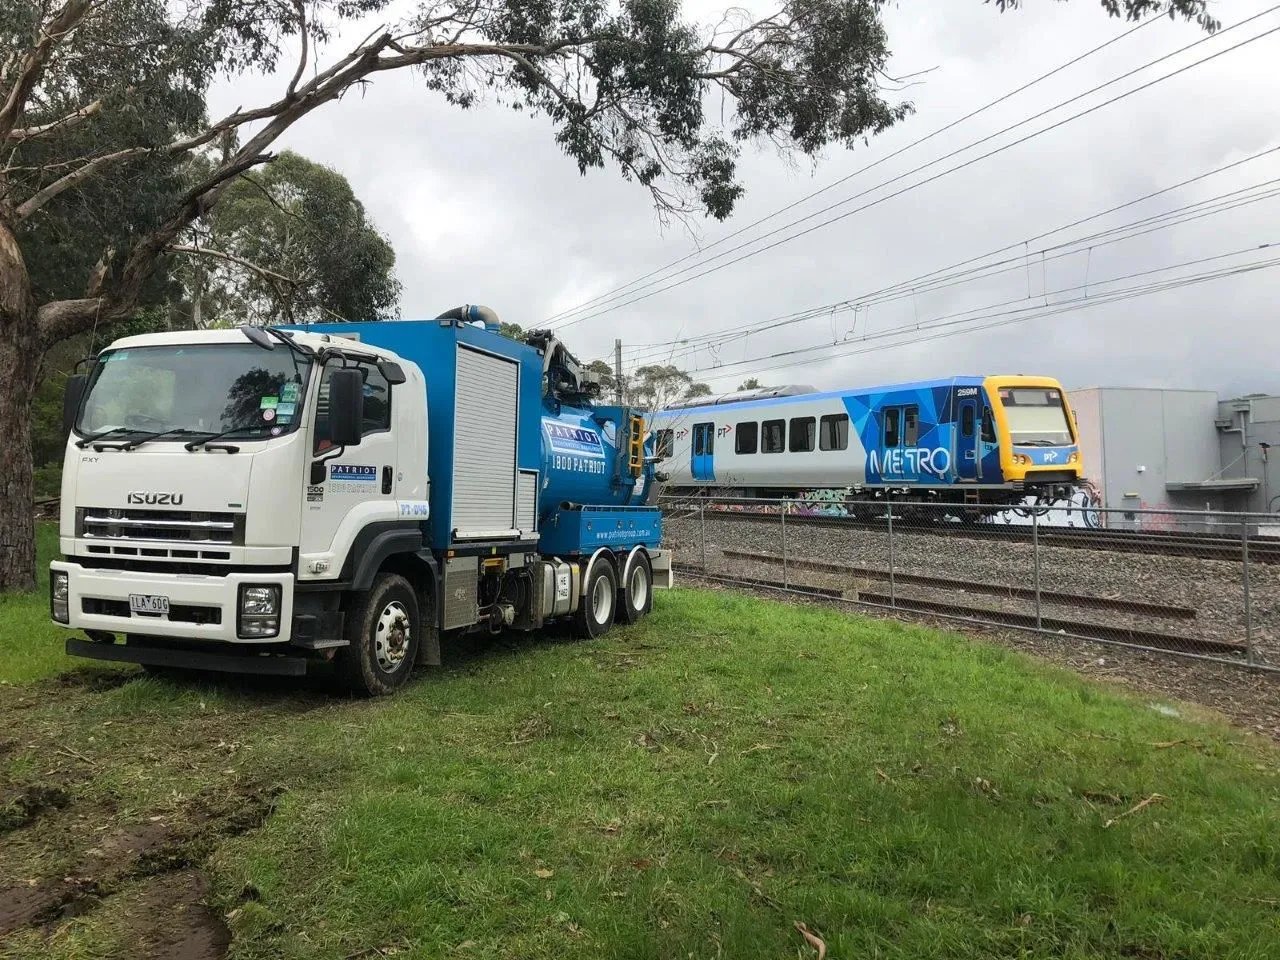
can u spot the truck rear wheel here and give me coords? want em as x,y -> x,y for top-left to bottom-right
336,573 -> 420,696
618,551 -> 652,624
574,560 -> 617,640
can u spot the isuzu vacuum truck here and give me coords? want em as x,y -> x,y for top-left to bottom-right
50,307 -> 670,695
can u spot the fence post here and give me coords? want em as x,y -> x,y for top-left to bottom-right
1032,509 -> 1042,631
781,497 -> 789,589
699,500 -> 707,571
886,491 -> 896,608
1243,518 -> 1255,666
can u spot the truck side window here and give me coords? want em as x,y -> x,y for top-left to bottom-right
314,360 -> 393,453
981,407 -> 996,443
735,422 -> 758,455
789,417 -> 815,452
883,408 -> 900,447
903,406 -> 919,446
361,363 -> 391,434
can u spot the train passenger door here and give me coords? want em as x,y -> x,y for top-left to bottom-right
691,422 -> 716,483
956,399 -> 979,481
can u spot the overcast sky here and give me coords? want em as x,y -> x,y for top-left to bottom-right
207,0 -> 1280,399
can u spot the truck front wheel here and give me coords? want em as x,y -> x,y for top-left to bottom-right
336,574 -> 421,696
574,561 -> 617,640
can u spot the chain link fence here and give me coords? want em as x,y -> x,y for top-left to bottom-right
662,494 -> 1279,673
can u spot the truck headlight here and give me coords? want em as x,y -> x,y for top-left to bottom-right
238,584 -> 281,638
50,570 -> 69,624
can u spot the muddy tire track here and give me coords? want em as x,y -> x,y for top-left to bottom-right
0,784 -> 280,957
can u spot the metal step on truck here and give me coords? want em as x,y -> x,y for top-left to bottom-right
50,306 -> 671,695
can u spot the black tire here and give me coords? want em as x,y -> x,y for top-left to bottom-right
335,573 -> 420,696
573,559 -> 617,640
617,551 -> 653,624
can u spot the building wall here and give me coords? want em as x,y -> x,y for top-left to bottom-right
1067,387 -> 1221,512
1218,395 -> 1280,513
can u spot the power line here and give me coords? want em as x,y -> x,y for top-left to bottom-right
549,8 -> 1280,331
604,149 -> 1280,368
620,178 -> 1280,367
539,13 -> 1162,325
681,244 -> 1279,383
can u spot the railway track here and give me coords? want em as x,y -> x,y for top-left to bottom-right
719,548 -> 1198,619
676,565 -> 1247,659
667,507 -> 1280,564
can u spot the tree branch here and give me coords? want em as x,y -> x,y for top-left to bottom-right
14,146 -> 147,220
6,97 -> 103,142
285,0 -> 309,100
169,243 -> 298,288
0,0 -> 94,143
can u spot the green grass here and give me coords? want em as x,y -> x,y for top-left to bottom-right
0,523 -> 94,685
2,528 -> 1279,958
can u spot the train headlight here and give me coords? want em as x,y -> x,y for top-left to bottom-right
1068,451 -> 1079,464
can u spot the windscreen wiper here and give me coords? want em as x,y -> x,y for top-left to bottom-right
75,427 -> 153,449
184,423 -> 262,452
124,428 -> 206,449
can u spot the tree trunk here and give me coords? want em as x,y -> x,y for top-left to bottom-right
0,221 -> 41,592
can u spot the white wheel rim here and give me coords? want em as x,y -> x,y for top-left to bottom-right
591,574 -> 613,624
374,600 -> 410,673
629,564 -> 650,612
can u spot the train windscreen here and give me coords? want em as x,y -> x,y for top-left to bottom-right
997,387 -> 1073,446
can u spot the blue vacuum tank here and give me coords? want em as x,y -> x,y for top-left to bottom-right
527,332 -> 654,525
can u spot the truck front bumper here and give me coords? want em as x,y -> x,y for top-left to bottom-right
51,561 -> 295,645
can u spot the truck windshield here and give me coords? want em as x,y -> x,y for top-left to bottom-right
76,343 -> 309,441
997,387 -> 1074,446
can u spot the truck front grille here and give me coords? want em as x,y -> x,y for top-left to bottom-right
76,507 -> 245,546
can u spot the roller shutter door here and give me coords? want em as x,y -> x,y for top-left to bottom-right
453,347 -> 518,538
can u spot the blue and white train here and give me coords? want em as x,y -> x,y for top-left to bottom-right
647,375 -> 1083,508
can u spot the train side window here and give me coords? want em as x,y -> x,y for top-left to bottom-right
819,413 -> 848,451
903,406 -> 919,446
692,428 -> 705,457
789,417 -> 815,452
735,422 -> 758,455
960,405 -> 975,438
883,408 -> 900,447
655,429 -> 673,459
981,408 -> 996,443
762,419 -> 785,453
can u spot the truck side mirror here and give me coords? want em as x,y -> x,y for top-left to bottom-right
328,368 -> 364,447
63,374 -> 88,438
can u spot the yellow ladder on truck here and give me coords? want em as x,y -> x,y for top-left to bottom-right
628,415 -> 645,478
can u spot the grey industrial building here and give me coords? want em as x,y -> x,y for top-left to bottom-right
1071,387 -> 1279,517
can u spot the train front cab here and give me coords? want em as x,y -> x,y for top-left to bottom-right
982,376 -> 1082,493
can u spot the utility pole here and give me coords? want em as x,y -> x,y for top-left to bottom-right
614,338 -> 624,405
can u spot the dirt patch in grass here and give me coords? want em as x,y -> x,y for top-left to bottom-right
0,784 -> 71,833
0,781 -> 278,949
0,665 -> 315,958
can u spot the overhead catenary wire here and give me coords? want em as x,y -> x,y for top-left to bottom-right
603,160 -> 1280,369
678,244 -> 1280,384
549,8 -> 1280,332
609,142 -> 1280,359
611,181 -> 1280,369
539,13 -> 1163,325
